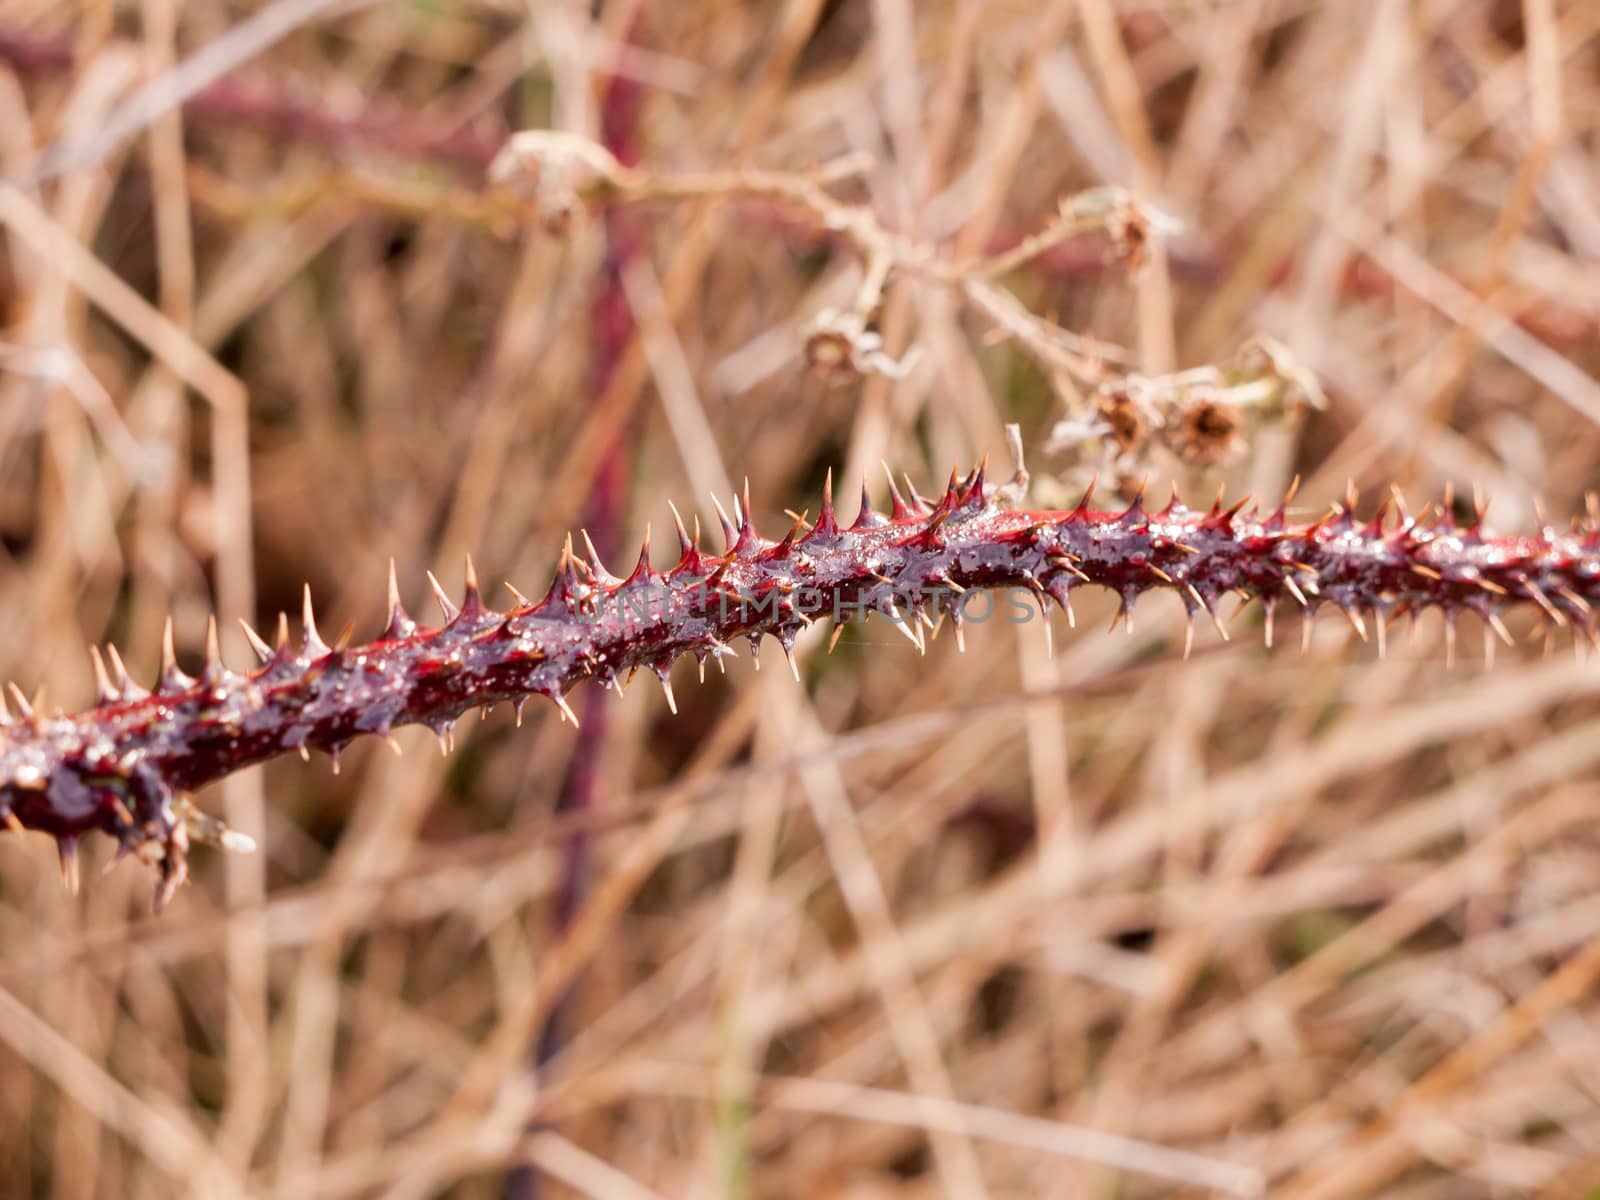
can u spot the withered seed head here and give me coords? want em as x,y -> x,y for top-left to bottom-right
1095,387 -> 1150,457
1173,399 -> 1243,465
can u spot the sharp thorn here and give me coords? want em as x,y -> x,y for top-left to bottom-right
710,493 -> 736,551
667,500 -> 694,556
58,838 -> 80,896
885,604 -> 924,652
385,558 -> 411,635
239,619 -> 273,664
904,472 -> 930,513
89,645 -> 115,704
883,461 -> 910,518
1341,605 -> 1368,642
302,585 -> 330,658
628,525 -> 654,580
1523,580 -> 1565,626
1486,611 -> 1515,648
204,615 -> 224,678
854,477 -> 878,528
106,644 -> 137,697
554,694 -> 580,727
427,571 -> 459,622
817,468 -> 837,534
160,616 -> 179,677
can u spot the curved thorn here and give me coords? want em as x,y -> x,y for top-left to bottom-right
58,837 -> 80,895
1071,474 -> 1098,519
239,619 -> 273,664
883,461 -> 909,519
89,645 -> 116,704
302,585 -> 330,658
160,616 -> 178,677
710,493 -> 737,552
553,693 -> 580,727
7,681 -> 33,719
427,571 -> 459,623
667,500 -> 694,556
106,644 -> 138,697
903,472 -> 930,513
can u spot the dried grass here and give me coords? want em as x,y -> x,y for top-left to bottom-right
3,1 -> 1600,1197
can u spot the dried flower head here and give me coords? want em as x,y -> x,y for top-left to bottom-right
1173,397 -> 1243,465
1094,386 -> 1153,457
803,308 -> 919,380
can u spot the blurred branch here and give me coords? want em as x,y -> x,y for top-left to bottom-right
25,0 -> 383,182
488,130 -> 1163,386
0,23 -> 502,176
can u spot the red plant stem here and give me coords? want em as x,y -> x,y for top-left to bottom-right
3,465 -> 1597,908
529,19 -> 646,1141
0,27 -> 73,74
550,20 -> 646,933
176,75 -> 504,174
0,25 -> 502,172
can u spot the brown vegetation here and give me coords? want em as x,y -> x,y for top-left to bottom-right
3,2 -> 1600,1197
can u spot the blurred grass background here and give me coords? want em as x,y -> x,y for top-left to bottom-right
3,1 -> 1600,1196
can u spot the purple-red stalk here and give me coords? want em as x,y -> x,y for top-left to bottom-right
526,22 -> 646,1157
3,465 -> 1597,909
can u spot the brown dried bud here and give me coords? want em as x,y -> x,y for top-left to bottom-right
1094,387 -> 1152,457
487,131 -> 629,236
1172,399 -> 1243,465
803,309 -> 919,380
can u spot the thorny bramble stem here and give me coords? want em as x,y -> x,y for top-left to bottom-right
2,463 -> 1597,909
